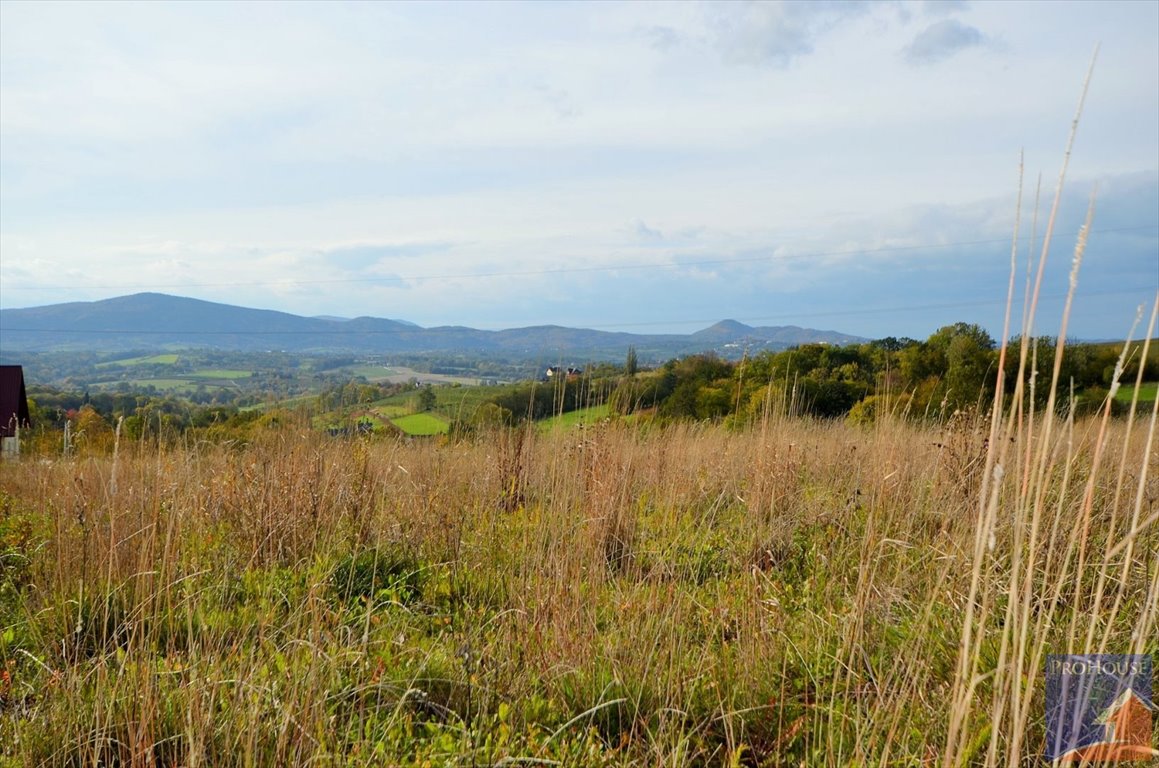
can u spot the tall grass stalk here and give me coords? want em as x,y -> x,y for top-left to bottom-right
941,49 -> 1159,767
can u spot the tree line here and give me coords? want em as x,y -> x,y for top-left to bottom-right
17,323 -> 1155,455
603,324 -> 1154,425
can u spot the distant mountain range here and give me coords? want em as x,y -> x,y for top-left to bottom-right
0,293 -> 865,357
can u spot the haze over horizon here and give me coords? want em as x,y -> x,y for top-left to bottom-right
2,1 -> 1156,341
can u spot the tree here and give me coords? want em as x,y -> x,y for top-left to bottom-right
73,404 -> 113,453
796,378 -> 864,418
945,332 -> 994,409
625,346 -> 638,377
417,384 -> 437,412
901,323 -> 996,413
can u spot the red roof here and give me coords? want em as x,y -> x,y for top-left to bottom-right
1058,688 -> 1159,762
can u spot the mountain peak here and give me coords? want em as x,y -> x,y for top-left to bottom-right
693,319 -> 755,339
712,319 -> 753,333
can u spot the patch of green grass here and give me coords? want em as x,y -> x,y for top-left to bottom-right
120,377 -> 245,393
96,353 -> 179,369
539,403 -> 611,430
335,364 -> 484,385
391,412 -> 449,435
1116,382 -> 1157,403
244,394 -> 316,412
191,369 -> 252,379
343,365 -> 397,380
372,384 -> 509,422
123,378 -> 201,392
107,370 -> 250,392
432,389 -> 503,423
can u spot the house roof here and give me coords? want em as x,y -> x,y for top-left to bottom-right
1095,687 -> 1159,723
1053,686 -> 1159,761
0,365 -> 31,438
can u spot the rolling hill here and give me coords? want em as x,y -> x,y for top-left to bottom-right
0,293 -> 865,356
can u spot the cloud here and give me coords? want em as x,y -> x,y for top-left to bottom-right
641,25 -> 681,52
707,1 -> 872,68
633,220 -> 664,242
903,19 -> 988,64
0,1 -> 1154,341
323,242 -> 454,272
532,84 -> 581,120
921,0 -> 970,18
1,171 -> 1152,340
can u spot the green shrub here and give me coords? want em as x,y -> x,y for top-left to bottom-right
331,547 -> 426,606
846,393 -> 913,426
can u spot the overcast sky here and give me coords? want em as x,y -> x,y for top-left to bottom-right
1,0 -> 1156,339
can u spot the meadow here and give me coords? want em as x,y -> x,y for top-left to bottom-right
539,403 -> 615,431
389,412 -> 452,436
95,354 -> 181,369
1,368 -> 1156,765
1116,381 -> 1158,405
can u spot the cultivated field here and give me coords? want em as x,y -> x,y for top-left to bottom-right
390,412 -> 452,436
539,403 -> 614,431
1,387 -> 1155,765
95,354 -> 181,369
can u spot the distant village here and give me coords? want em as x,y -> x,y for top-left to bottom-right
543,366 -> 583,381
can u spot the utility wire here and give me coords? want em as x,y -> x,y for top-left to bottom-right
3,223 -> 1155,293
0,288 -> 1146,337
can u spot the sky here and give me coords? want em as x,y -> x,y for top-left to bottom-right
1,0 -> 1156,340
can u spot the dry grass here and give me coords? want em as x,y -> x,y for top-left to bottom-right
0,395 -> 1155,765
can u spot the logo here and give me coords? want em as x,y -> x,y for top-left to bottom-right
1045,654 -> 1157,761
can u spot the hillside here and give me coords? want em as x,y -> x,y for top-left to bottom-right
0,293 -> 865,356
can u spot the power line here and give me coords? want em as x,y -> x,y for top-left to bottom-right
1,288 -> 1148,337
3,223 -> 1155,293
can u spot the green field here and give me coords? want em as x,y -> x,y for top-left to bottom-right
1115,381 -> 1158,403
120,377 -> 247,393
192,369 -> 252,379
333,365 -> 482,386
539,403 -> 612,430
96,369 -> 251,393
341,365 -> 397,381
120,378 -> 201,392
372,383 -> 509,423
390,412 -> 449,435
373,404 -> 411,418
245,394 -> 316,412
96,353 -> 179,368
